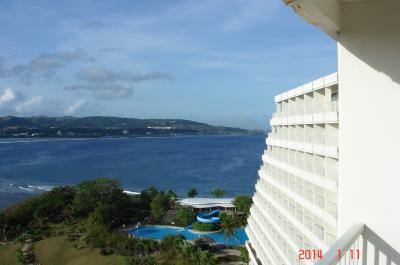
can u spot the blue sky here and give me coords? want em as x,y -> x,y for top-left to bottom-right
0,0 -> 337,130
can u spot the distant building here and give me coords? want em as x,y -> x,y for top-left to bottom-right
147,126 -> 172,130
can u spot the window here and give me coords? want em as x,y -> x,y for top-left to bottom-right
331,92 -> 338,102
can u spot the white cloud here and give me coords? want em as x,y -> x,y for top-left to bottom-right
14,96 -> 43,114
0,88 -> 62,116
0,88 -> 17,104
66,98 -> 87,115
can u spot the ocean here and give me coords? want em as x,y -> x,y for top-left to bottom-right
0,134 -> 265,208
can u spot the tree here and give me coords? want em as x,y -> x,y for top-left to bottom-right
0,186 -> 76,240
73,178 -> 130,224
180,245 -> 217,265
82,215 -> 110,248
166,190 -> 177,207
150,193 -> 170,222
210,188 -> 226,198
166,190 -> 177,201
219,213 -> 236,251
233,195 -> 252,216
187,188 -> 198,198
141,187 -> 159,202
174,209 -> 196,226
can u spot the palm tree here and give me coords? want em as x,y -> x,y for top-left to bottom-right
187,188 -> 198,198
210,188 -> 226,198
219,213 -> 236,255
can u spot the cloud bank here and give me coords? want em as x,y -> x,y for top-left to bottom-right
65,66 -> 173,100
0,50 -> 92,83
0,88 -> 89,116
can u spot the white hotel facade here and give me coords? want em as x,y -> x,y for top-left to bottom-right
246,1 -> 400,265
246,73 -> 340,265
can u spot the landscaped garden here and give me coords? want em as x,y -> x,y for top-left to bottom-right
0,178 -> 252,264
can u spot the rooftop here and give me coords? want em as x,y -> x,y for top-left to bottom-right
176,197 -> 235,209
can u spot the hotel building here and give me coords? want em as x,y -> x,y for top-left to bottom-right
246,1 -> 400,264
246,73 -> 339,265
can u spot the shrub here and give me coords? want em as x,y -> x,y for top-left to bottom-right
160,234 -> 185,252
99,247 -> 114,256
192,222 -> 216,232
125,255 -> 157,265
16,249 -> 25,264
238,246 -> 250,263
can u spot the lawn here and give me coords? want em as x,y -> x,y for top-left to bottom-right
0,243 -> 20,265
34,236 -> 126,265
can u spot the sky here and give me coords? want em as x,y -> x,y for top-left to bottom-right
0,0 -> 337,130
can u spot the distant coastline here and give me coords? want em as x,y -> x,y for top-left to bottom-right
0,115 -> 265,138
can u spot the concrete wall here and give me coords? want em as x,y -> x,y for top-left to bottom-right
338,0 -> 400,251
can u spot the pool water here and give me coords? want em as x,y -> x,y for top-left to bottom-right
129,226 -> 248,246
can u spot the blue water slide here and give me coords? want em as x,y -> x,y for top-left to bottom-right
196,210 -> 221,224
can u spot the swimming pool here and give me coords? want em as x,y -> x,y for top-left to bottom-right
129,225 -> 248,246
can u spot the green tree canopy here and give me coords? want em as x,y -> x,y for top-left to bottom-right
219,213 -> 236,241
233,195 -> 252,216
186,188 -> 198,198
210,188 -> 226,198
73,178 -> 129,221
150,193 -> 171,222
174,209 -> 196,226
141,187 -> 159,202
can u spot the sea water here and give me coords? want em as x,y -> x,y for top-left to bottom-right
0,134 -> 265,208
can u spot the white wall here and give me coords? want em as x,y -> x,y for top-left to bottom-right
338,0 -> 400,251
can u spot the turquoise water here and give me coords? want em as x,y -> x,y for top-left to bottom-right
129,225 -> 248,246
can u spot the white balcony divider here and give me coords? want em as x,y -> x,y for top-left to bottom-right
328,101 -> 338,112
272,100 -> 339,121
315,223 -> 400,265
325,168 -> 338,182
325,134 -> 338,147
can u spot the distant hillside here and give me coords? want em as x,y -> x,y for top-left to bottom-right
0,116 -> 262,137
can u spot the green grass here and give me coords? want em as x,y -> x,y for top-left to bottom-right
34,236 -> 126,265
0,243 -> 21,265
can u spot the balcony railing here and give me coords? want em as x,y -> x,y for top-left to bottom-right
315,223 -> 400,265
246,241 -> 263,265
271,101 -> 339,120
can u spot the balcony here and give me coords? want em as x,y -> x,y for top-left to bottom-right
315,223 -> 400,265
265,131 -> 339,159
271,101 -> 339,126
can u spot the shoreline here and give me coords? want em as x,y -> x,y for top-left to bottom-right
0,133 -> 265,141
